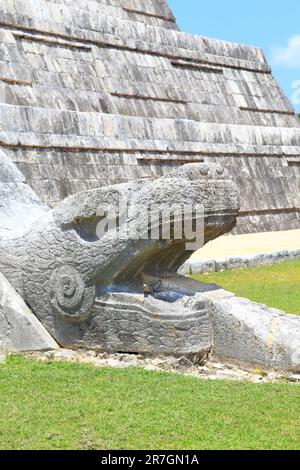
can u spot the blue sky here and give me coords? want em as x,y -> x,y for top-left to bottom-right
168,0 -> 300,111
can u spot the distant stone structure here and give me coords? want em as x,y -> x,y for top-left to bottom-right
0,1 -> 299,370
0,0 -> 299,233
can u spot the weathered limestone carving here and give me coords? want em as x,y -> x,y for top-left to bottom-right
0,150 -> 237,355
0,150 -> 299,370
49,266 -> 96,322
203,289 -> 300,371
0,271 -> 58,352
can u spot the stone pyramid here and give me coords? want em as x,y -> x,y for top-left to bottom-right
0,0 -> 300,233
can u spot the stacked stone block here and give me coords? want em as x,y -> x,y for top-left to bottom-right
0,0 -> 299,233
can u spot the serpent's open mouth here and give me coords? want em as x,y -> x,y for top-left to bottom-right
92,212 -> 232,302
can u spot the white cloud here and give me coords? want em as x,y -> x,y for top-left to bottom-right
271,35 -> 300,68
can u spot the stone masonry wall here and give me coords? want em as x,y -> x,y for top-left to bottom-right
0,0 -> 299,232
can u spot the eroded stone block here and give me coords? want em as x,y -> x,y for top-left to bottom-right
0,272 -> 58,352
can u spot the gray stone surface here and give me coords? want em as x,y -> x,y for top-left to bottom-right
0,151 -> 238,355
90,292 -> 212,356
0,151 -> 299,369
0,149 -> 47,239
0,0 -> 299,233
0,271 -> 58,352
202,289 -> 300,371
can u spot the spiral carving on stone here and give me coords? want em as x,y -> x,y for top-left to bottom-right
50,265 -> 95,322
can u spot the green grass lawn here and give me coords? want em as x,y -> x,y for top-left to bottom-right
0,356 -> 299,450
193,258 -> 300,315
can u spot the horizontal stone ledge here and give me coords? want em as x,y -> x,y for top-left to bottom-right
110,92 -> 187,105
239,107 -> 295,116
180,248 -> 300,275
170,60 -> 270,75
239,207 -> 300,216
0,141 -> 298,158
1,133 -> 300,157
286,157 -> 300,166
13,32 -> 92,51
171,60 -> 223,74
0,141 -> 300,161
0,21 -> 270,74
0,141 -> 208,155
137,157 -> 205,163
122,7 -> 177,23
0,76 -> 32,86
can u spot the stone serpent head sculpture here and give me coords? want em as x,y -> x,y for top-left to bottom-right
0,150 -> 239,356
